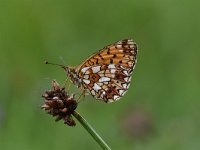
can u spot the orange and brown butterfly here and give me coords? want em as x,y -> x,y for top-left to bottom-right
47,39 -> 138,103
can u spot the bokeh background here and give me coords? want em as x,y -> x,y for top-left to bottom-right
0,0 -> 200,150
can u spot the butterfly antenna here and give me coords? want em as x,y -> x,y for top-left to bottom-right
44,60 -> 66,69
59,56 -> 66,64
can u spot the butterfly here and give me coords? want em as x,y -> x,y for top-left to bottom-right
47,39 -> 138,103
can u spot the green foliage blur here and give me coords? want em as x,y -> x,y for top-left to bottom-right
0,0 -> 200,149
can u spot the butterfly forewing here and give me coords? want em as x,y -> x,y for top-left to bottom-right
76,39 -> 137,73
75,39 -> 138,102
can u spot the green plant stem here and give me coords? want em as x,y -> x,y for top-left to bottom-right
73,111 -> 111,150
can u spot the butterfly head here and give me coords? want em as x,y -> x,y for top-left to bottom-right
64,66 -> 74,77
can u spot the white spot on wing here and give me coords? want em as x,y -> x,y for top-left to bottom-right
128,39 -> 134,44
130,44 -> 134,48
92,66 -> 101,73
124,77 -> 129,82
81,66 -> 90,73
91,90 -> 95,96
114,95 -> 119,100
111,74 -> 115,78
120,65 -> 126,69
128,61 -> 133,67
99,77 -> 110,82
97,82 -> 103,86
100,91 -> 106,98
123,70 -> 128,75
123,83 -> 128,89
119,90 -> 124,95
108,64 -> 116,69
98,70 -> 105,74
116,45 -> 122,48
83,74 -> 89,79
53,97 -> 59,100
93,83 -> 101,92
110,69 -> 116,74
83,79 -> 90,84
85,70 -> 90,75
130,56 -> 134,60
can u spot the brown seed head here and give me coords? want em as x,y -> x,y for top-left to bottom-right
41,80 -> 77,126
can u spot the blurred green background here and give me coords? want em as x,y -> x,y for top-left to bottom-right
0,0 -> 200,149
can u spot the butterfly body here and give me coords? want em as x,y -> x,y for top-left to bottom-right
64,66 -> 82,88
64,39 -> 138,103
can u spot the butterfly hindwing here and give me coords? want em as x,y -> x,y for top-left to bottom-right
79,64 -> 132,103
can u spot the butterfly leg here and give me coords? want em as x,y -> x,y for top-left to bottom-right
63,77 -> 68,87
67,82 -> 71,92
77,89 -> 86,102
63,77 -> 72,91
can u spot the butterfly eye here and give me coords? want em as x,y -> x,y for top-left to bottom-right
65,67 -> 71,76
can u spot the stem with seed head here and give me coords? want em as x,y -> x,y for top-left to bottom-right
73,111 -> 111,150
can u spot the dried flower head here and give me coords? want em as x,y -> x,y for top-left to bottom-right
41,80 -> 78,126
